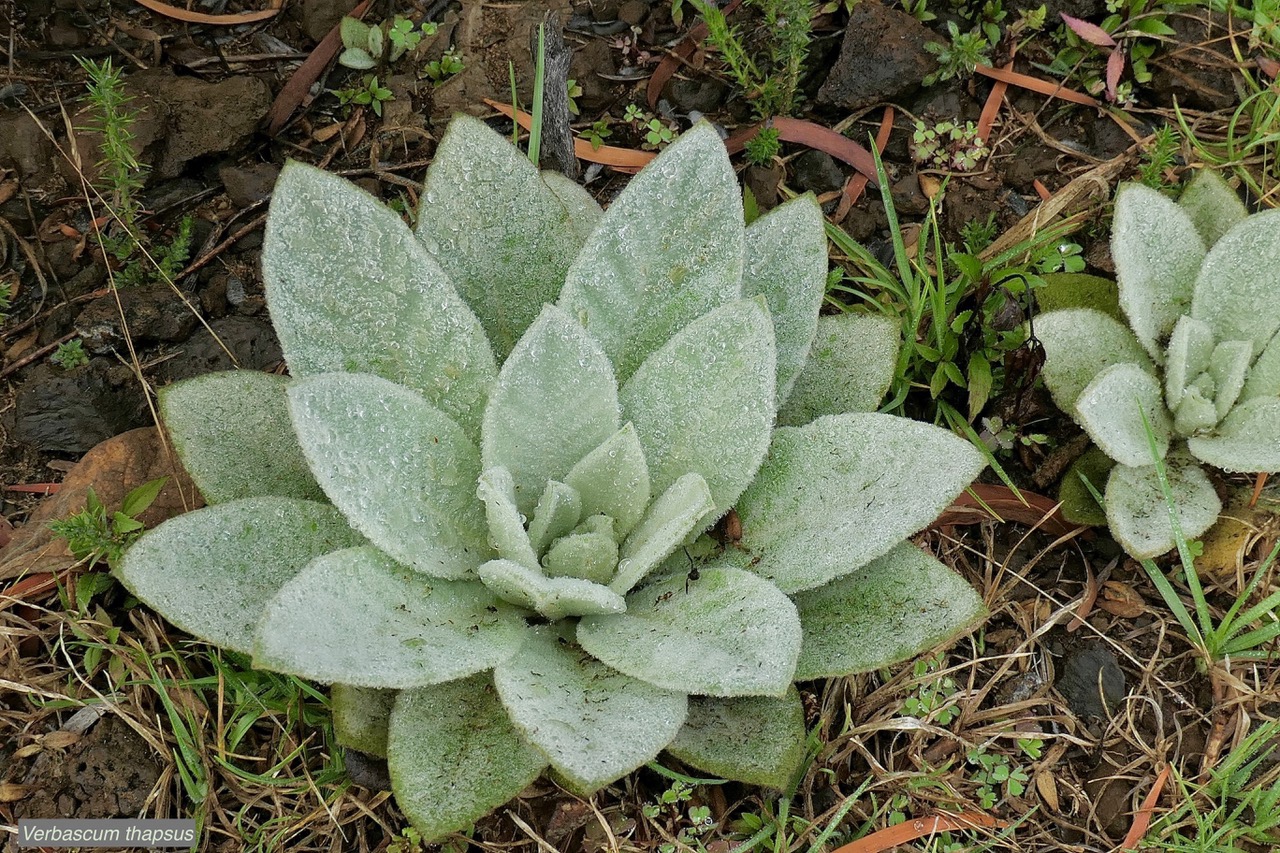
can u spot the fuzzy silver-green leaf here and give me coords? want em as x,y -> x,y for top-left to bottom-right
791,542 -> 986,679
666,689 -> 807,789
620,299 -> 775,520
736,413 -> 986,593
777,313 -> 900,426
740,195 -> 826,406
415,115 -> 595,359
557,122 -> 744,382
388,674 -> 546,842
493,628 -> 687,794
579,565 -> 801,697
263,161 -> 496,438
288,372 -> 490,578
482,304 -> 620,515
159,371 -> 323,504
1104,455 -> 1221,559
115,497 -> 362,655
253,546 -> 526,688
1111,182 -> 1206,358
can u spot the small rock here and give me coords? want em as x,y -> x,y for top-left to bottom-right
617,0 -> 648,27
342,748 -> 391,791
74,286 -> 198,354
891,172 -> 929,216
297,0 -> 351,43
590,0 -> 622,22
1057,642 -> 1126,720
667,77 -> 728,115
131,70 -> 271,178
219,162 -> 280,208
0,110 -> 56,182
791,150 -> 844,194
160,316 -> 283,383
47,11 -> 88,48
744,162 -> 785,210
841,199 -> 887,242
14,362 -> 148,454
568,40 -> 618,113
817,4 -> 937,112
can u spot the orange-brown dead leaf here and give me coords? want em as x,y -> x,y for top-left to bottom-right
1098,580 -> 1145,618
134,0 -> 281,24
0,428 -> 200,585
831,813 -> 1005,853
1035,770 -> 1060,812
935,484 -> 1082,537
976,64 -> 1100,107
1121,765 -> 1170,850
835,107 -> 894,220
486,100 -> 655,171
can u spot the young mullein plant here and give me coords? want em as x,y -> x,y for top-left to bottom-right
118,117 -> 987,841
1037,171 -> 1280,559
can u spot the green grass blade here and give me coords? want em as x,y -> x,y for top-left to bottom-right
528,23 -> 546,165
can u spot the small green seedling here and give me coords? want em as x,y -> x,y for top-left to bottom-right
424,49 -> 463,83
51,339 -> 89,369
339,15 -> 438,69
566,79 -> 583,116
910,120 -> 989,172
924,22 -> 992,86
51,477 -> 167,570
967,747 -> 1030,808
583,119 -> 613,150
333,75 -> 393,116
745,126 -> 781,166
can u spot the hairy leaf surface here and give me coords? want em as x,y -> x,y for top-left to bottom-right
558,123 -> 744,381
740,195 -> 826,406
1105,456 -> 1221,559
620,300 -> 775,520
389,674 -> 546,842
666,690 -> 807,789
116,497 -> 362,654
777,313 -> 900,426
483,305 -> 620,514
1111,182 -> 1206,358
737,414 -> 985,593
494,628 -> 687,793
254,546 -> 526,687
792,542 -> 985,678
160,372 -> 323,504
415,116 -> 594,358
579,565 -> 800,697
263,161 -> 495,438
288,372 -> 490,578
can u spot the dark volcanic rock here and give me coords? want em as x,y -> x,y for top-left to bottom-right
14,361 -> 149,454
817,4 -> 936,111
219,162 -> 280,208
791,150 -> 845,194
75,286 -> 199,354
159,315 -> 283,383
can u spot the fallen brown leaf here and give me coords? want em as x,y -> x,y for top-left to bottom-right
265,0 -> 373,136
1098,580 -> 1145,618
133,0 -> 281,25
0,428 -> 200,584
831,813 -> 1005,853
1035,770 -> 1060,812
